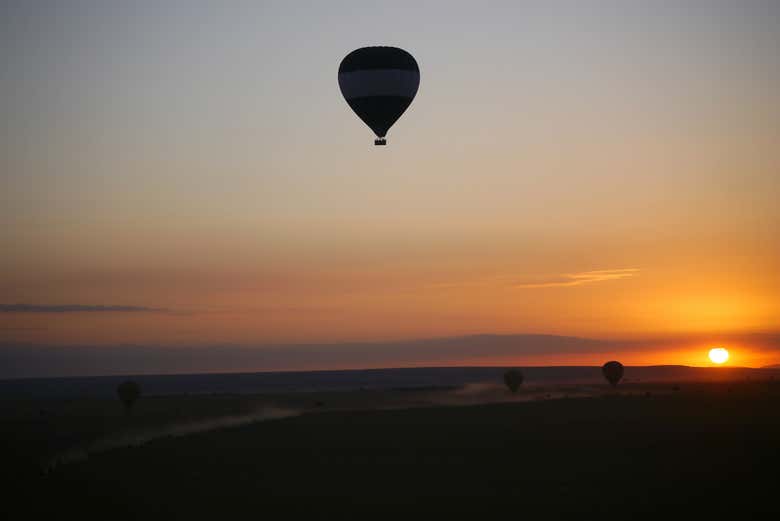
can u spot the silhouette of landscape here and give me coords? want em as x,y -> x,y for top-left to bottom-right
2,366 -> 779,516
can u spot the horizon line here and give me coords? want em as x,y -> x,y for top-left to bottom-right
3,362 -> 777,382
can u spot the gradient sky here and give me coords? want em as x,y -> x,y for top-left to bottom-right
1,1 -> 778,371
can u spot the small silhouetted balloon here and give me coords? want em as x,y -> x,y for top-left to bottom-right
117,380 -> 141,411
602,361 -> 624,387
504,369 -> 524,393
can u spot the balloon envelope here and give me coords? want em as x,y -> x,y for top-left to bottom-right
504,369 -> 524,393
602,361 -> 624,387
338,46 -> 419,143
117,380 -> 141,410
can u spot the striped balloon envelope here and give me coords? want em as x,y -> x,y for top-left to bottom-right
338,47 -> 420,145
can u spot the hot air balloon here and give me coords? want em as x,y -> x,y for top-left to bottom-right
602,361 -> 624,388
338,46 -> 420,145
117,380 -> 141,412
504,369 -> 524,394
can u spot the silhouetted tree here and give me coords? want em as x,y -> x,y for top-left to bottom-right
503,369 -> 524,393
117,380 -> 141,413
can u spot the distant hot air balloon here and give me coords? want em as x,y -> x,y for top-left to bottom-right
117,380 -> 141,412
504,369 -> 524,394
602,361 -> 624,387
338,46 -> 420,145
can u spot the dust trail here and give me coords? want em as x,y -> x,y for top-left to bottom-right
44,407 -> 300,471
424,382 -> 621,407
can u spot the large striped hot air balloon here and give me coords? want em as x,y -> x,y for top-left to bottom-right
338,46 -> 420,145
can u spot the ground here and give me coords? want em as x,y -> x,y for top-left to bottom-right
3,381 -> 779,518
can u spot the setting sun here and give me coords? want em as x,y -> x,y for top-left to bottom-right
708,347 -> 729,365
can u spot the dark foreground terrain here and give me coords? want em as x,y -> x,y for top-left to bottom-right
5,381 -> 780,518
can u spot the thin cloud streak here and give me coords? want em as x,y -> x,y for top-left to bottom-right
0,304 -> 166,313
512,269 -> 640,289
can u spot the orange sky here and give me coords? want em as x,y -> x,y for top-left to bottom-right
1,3 -> 778,372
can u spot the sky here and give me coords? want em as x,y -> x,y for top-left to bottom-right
1,1 -> 779,374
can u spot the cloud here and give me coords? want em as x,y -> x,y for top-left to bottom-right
0,334 -> 607,379
2,331 -> 778,379
0,304 -> 165,313
512,268 -> 639,289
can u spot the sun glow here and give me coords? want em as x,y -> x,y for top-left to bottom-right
708,347 -> 729,365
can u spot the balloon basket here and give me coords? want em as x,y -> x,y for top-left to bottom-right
374,138 -> 386,146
